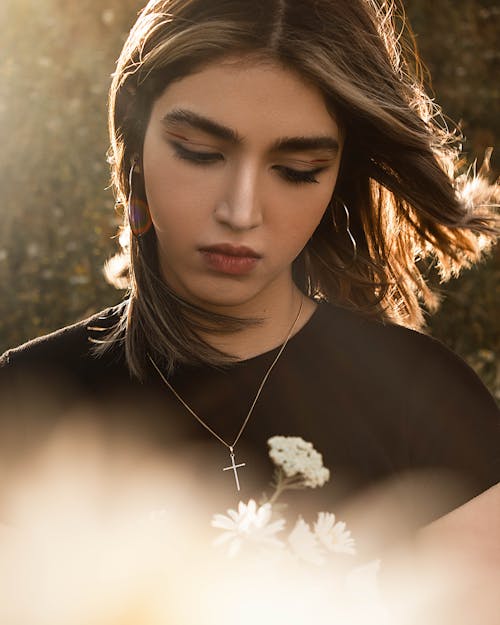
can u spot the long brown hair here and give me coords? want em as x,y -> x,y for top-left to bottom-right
98,0 -> 498,380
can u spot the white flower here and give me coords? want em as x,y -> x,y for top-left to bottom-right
288,517 -> 324,565
268,436 -> 330,488
314,512 -> 356,556
211,499 -> 285,558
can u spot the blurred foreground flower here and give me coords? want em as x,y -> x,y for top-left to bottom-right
315,512 -> 356,555
288,515 -> 325,565
213,437 -> 356,564
2,422 -> 488,624
211,436 -> 375,621
211,499 -> 285,557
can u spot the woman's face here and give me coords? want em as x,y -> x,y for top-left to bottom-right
142,56 -> 343,313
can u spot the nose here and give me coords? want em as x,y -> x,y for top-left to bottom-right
214,162 -> 263,231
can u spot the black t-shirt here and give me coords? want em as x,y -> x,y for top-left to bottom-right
1,302 -> 499,533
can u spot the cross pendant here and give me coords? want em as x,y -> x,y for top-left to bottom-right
223,448 -> 246,491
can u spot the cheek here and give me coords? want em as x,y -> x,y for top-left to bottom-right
144,160 -> 216,233
287,205 -> 327,250
276,184 -> 334,251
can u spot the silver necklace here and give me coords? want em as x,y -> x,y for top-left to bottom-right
148,297 -> 304,492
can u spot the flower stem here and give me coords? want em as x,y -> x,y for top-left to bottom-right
268,470 -> 307,505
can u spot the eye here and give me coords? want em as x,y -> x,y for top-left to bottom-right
169,140 -> 327,184
170,140 -> 223,164
274,166 -> 326,185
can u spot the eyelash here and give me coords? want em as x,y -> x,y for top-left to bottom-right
169,141 -> 325,185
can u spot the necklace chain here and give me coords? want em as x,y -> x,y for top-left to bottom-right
148,297 -> 304,491
148,296 -> 303,452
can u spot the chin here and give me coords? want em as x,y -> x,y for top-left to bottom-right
192,291 -> 262,312
181,281 -> 268,313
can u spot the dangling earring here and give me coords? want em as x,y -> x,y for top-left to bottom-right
127,158 -> 152,237
331,199 -> 358,266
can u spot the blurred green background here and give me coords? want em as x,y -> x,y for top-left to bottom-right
0,0 -> 498,398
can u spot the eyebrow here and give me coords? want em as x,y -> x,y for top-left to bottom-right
161,108 -> 340,156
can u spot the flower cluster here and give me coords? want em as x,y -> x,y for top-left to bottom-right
209,437 -> 381,620
268,435 -> 330,488
212,436 -> 356,565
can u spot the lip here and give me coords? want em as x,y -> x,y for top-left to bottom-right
199,243 -> 261,258
199,243 -> 261,275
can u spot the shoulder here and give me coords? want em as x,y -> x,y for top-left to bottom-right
314,301 -> 494,391
315,301 -> 499,487
311,300 -> 499,440
0,304 -> 134,463
0,303 -> 126,381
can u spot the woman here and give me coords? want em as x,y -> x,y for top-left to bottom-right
0,0 -> 498,519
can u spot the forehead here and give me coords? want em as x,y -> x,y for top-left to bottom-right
150,56 -> 342,141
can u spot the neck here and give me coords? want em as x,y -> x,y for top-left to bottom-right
201,286 -> 316,361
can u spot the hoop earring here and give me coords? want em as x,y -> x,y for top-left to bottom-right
128,159 -> 152,237
330,199 -> 358,266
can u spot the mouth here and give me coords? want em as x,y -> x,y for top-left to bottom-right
198,244 -> 261,275
199,243 -> 261,258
